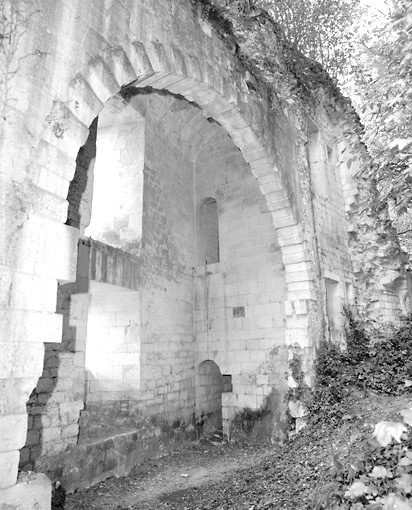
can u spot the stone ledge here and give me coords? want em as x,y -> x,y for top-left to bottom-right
78,237 -> 141,290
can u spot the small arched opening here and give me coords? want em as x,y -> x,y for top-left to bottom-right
196,360 -> 223,436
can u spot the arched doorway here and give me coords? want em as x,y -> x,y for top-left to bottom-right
196,360 -> 224,436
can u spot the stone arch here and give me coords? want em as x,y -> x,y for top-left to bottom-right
38,39 -> 315,371
196,360 -> 223,435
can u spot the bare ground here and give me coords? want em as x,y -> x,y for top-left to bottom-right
65,394 -> 412,510
65,438 -> 280,510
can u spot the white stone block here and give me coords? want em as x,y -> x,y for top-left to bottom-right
282,251 -> 307,264
284,261 -> 312,274
36,140 -> 75,182
36,167 -> 70,199
0,270 -> 58,313
273,214 -> 297,228
277,224 -> 302,239
0,378 -> 39,415
15,215 -> 78,283
0,343 -> 44,379
0,472 -> 51,509
288,289 -> 316,301
0,310 -> 62,344
281,242 -> 310,256
288,281 -> 313,292
277,233 -> 303,247
0,414 -> 28,452
0,450 -> 19,489
293,299 -> 309,315
285,271 -> 310,284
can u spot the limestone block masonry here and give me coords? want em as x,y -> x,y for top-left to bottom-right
0,0 -> 404,507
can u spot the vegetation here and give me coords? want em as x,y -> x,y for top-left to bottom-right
348,1 -> 412,218
195,0 -> 347,108
256,0 -> 361,81
309,313 -> 412,425
253,0 -> 412,223
308,313 -> 412,509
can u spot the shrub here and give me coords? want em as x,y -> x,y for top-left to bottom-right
309,313 -> 412,424
312,313 -> 412,509
315,411 -> 412,509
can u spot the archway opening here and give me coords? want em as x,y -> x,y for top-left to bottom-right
196,360 -> 223,436
20,84 -> 289,488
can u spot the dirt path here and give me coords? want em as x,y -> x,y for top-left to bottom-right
64,393 -> 412,509
65,438 -> 275,510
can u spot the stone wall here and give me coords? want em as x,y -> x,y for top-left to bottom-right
304,113 -> 354,346
0,0 -> 405,506
193,120 -> 288,438
19,238 -> 142,482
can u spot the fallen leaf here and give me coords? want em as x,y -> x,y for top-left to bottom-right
345,481 -> 368,499
374,421 -> 407,446
370,466 -> 391,478
396,474 -> 412,494
383,492 -> 412,509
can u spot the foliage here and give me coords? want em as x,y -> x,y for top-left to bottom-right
349,1 -> 412,216
309,313 -> 412,507
315,410 -> 412,509
309,313 -> 412,509
309,313 -> 412,425
195,0 -> 349,110
288,352 -> 311,402
244,0 -> 412,221
255,0 -> 360,81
